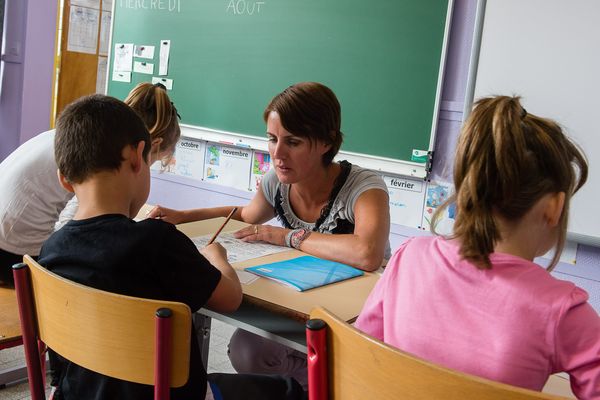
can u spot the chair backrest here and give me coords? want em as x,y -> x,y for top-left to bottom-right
13,256 -> 192,400
306,307 -> 568,400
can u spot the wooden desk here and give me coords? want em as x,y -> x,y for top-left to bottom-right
176,218 -> 379,323
0,287 -> 21,350
0,286 -> 28,387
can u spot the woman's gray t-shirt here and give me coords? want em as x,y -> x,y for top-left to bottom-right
261,161 -> 391,258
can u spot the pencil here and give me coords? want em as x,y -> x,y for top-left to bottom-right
207,207 -> 238,244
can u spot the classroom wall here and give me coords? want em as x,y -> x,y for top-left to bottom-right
147,0 -> 478,251
0,0 -> 56,161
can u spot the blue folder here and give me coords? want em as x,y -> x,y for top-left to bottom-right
244,255 -> 364,292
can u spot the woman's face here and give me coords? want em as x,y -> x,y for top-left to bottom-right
266,111 -> 330,184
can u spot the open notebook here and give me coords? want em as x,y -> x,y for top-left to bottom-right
245,255 -> 364,292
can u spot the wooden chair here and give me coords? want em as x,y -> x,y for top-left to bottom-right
305,307 -> 569,400
12,255 -> 192,400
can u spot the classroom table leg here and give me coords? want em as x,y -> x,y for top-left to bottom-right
192,312 -> 212,371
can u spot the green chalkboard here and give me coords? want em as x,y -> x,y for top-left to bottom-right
108,0 -> 450,168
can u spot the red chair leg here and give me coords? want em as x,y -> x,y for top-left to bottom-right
38,341 -> 47,388
154,308 -> 173,400
306,319 -> 328,400
13,263 -> 46,400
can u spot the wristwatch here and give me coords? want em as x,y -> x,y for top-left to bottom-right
289,228 -> 312,249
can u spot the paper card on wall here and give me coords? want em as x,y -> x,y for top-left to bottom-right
101,0 -> 113,10
250,151 -> 272,192
96,56 -> 107,93
67,6 -> 99,54
151,77 -> 173,90
71,0 -> 100,9
98,11 -> 111,56
158,40 -> 171,75
134,45 -> 155,59
113,43 -> 133,72
421,180 -> 455,234
170,138 -> 206,180
133,61 -> 154,75
112,71 -> 131,83
384,176 -> 426,229
204,144 -> 252,191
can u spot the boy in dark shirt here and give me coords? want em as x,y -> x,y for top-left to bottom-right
39,94 -> 303,400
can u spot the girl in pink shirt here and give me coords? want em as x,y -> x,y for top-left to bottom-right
356,96 -> 600,399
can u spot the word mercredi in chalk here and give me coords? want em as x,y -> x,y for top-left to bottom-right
226,0 -> 266,15
119,0 -> 181,13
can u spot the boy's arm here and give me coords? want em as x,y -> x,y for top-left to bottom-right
200,243 -> 242,312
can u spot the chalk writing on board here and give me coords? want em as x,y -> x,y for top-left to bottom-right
119,0 -> 181,13
226,0 -> 265,15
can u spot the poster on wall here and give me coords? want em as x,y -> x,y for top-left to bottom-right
383,176 -> 426,228
204,144 -> 252,190
96,56 -> 107,94
421,180 -> 455,234
171,138 -> 206,179
67,6 -> 99,54
98,10 -> 111,56
250,151 -> 272,192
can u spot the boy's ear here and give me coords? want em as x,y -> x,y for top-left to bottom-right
130,140 -> 147,173
544,192 -> 565,227
57,170 -> 74,193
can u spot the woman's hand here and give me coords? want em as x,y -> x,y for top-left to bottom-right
234,224 -> 288,247
146,205 -> 185,224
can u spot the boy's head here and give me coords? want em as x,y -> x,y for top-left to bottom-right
55,94 -> 151,184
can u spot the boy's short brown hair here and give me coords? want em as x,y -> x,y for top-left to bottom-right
55,94 -> 151,184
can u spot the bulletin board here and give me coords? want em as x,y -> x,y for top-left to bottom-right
53,0 -> 112,121
469,0 -> 600,246
106,0 -> 453,178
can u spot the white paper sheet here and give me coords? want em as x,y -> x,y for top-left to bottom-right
133,61 -> 154,74
159,39 -> 171,75
134,45 -> 155,59
192,232 -> 290,264
71,0 -> 100,8
384,175 -> 427,229
67,6 -> 99,54
113,43 -> 134,72
96,56 -> 107,93
204,144 -> 252,191
98,11 -> 111,56
101,0 -> 113,10
151,77 -> 173,90
236,270 -> 260,285
171,138 -> 206,179
112,70 -> 131,83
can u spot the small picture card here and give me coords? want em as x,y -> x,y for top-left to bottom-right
113,43 -> 133,72
151,77 -> 173,90
133,61 -> 154,74
112,71 -> 131,83
159,39 -> 171,75
134,44 -> 155,59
